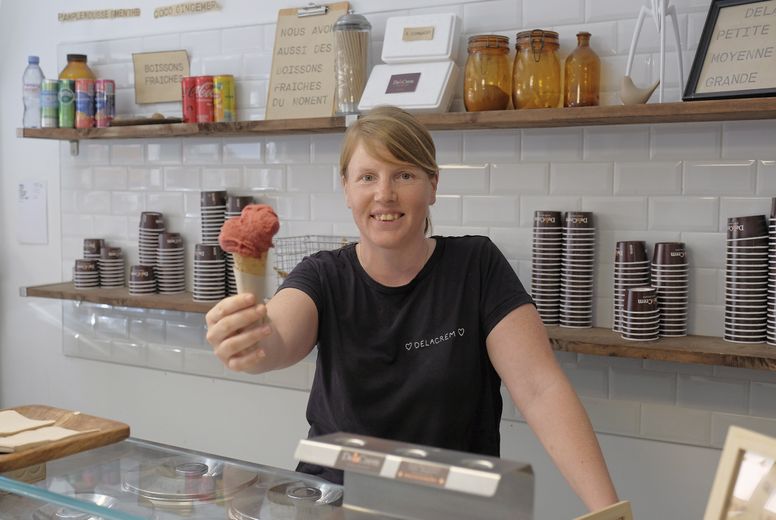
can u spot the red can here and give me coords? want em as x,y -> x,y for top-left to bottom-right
195,76 -> 214,123
181,76 -> 197,123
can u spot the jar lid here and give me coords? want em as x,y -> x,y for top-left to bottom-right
467,34 -> 509,49
515,29 -> 559,47
66,54 -> 88,62
334,11 -> 372,31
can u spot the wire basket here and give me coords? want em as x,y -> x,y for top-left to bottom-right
273,235 -> 358,282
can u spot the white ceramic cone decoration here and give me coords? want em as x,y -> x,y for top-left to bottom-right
620,0 -> 683,105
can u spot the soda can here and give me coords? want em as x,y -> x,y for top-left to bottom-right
181,76 -> 197,123
58,79 -> 75,128
194,76 -> 214,123
213,75 -> 236,122
95,79 -> 115,128
40,79 -> 59,128
75,79 -> 95,129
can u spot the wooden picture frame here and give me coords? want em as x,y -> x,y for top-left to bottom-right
683,0 -> 776,101
704,426 -> 776,519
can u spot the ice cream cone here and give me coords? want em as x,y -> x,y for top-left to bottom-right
233,251 -> 268,301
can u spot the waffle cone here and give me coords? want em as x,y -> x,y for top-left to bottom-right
233,252 -> 268,301
233,252 -> 267,275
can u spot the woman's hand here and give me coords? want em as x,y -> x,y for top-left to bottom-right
205,293 -> 273,373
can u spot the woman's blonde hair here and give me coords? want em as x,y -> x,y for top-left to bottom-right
339,106 -> 438,181
339,106 -> 439,234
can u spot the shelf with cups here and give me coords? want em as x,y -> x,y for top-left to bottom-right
21,282 -> 214,313
15,97 -> 776,145
17,281 -> 776,370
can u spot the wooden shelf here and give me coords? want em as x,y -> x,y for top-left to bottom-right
548,327 -> 776,371
23,282 -> 214,313
17,98 -> 776,142
23,282 -> 776,371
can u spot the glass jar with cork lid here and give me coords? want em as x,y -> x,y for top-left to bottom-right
512,30 -> 561,109
463,35 -> 511,112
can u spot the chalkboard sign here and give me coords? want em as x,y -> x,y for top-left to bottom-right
685,0 -> 776,101
266,2 -> 349,119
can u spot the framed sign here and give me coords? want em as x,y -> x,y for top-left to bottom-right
265,2 -> 349,120
132,50 -> 190,104
684,0 -> 776,101
704,426 -> 776,519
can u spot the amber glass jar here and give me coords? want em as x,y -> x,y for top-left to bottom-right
512,30 -> 561,109
464,35 -> 511,112
59,54 -> 95,80
564,32 -> 600,107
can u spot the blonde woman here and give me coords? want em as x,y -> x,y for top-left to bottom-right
206,106 -> 618,512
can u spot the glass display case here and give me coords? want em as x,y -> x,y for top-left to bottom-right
0,438 -> 342,519
0,433 -> 535,519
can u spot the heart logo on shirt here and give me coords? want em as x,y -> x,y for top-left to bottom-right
458,328 -> 465,336
405,343 -> 412,351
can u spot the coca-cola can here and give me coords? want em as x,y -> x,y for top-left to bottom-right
181,76 -> 197,123
195,76 -> 214,123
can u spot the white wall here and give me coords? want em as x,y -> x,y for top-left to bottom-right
2,1 -> 776,519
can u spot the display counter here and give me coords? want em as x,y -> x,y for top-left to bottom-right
0,434 -> 534,519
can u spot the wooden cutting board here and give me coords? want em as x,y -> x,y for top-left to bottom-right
0,405 -> 129,472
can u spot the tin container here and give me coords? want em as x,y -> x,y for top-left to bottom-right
95,79 -> 115,128
195,76 -> 214,123
181,76 -> 197,123
213,75 -> 236,122
75,78 -> 95,128
58,79 -> 75,128
40,79 -> 59,128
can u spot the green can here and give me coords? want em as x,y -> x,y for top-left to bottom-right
58,79 -> 76,128
41,79 -> 59,128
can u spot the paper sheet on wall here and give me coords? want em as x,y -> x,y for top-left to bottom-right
16,180 -> 48,245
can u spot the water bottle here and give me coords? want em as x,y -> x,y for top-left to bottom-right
22,55 -> 45,128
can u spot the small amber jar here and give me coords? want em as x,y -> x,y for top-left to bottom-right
512,30 -> 561,109
564,32 -> 600,107
59,54 -> 95,80
464,35 -> 511,112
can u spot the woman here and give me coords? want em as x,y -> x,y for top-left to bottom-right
206,106 -> 619,512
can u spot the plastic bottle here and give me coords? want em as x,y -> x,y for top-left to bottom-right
22,56 -> 45,128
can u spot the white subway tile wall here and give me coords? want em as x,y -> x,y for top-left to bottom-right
58,5 -> 776,450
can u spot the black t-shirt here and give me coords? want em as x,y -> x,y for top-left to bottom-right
279,235 -> 533,483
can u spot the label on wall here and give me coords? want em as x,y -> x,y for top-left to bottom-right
265,2 -> 349,120
16,180 -> 47,245
132,50 -> 190,104
154,1 -> 222,19
58,9 -> 141,22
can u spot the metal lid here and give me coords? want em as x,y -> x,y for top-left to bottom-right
66,54 -> 88,62
334,11 -> 371,31
467,34 -> 509,50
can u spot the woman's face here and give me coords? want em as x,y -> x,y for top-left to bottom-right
343,141 -> 437,250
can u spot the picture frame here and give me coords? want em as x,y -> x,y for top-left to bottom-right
683,0 -> 776,101
704,426 -> 776,519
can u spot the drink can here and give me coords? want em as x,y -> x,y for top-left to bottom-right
181,76 -> 197,123
40,79 -> 59,128
95,79 -> 115,128
58,80 -> 75,128
213,75 -> 236,122
195,76 -> 214,123
75,79 -> 95,129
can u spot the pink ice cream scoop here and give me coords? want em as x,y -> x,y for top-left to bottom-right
219,204 -> 280,257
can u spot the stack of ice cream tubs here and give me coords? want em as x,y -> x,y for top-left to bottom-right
725,214 -> 768,344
